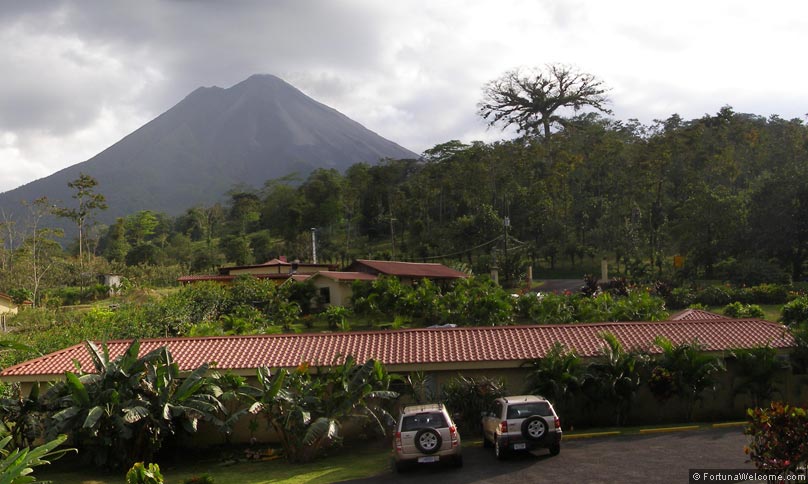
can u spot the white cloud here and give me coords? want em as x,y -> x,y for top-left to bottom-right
1,0 -> 808,192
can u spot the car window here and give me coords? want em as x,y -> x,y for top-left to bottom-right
401,412 -> 448,431
506,402 -> 552,419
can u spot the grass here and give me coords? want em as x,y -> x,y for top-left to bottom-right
37,442 -> 390,484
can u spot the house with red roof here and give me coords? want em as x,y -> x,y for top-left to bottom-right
178,258 -> 336,285
305,271 -> 378,306
1,315 -> 799,437
345,259 -> 468,284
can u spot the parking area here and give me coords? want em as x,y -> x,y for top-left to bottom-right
346,427 -> 753,484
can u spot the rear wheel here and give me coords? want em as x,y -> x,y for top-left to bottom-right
521,416 -> 548,441
394,459 -> 409,473
414,428 -> 442,454
549,443 -> 560,456
453,454 -> 464,468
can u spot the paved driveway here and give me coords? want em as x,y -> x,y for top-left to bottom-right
344,427 -> 753,484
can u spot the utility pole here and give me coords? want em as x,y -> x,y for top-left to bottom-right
503,216 -> 510,260
389,214 -> 397,259
311,228 -> 317,264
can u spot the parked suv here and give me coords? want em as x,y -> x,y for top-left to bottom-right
392,403 -> 463,472
481,395 -> 561,459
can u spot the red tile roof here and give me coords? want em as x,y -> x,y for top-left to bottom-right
669,309 -> 728,321
347,260 -> 468,279
0,319 -> 792,380
312,271 -> 378,282
177,274 -> 292,283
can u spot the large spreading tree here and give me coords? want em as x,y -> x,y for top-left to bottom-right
479,63 -> 612,142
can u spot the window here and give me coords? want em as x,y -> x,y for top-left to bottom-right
401,412 -> 448,432
319,287 -> 331,304
506,402 -> 552,419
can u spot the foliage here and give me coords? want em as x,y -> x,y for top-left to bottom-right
248,357 -> 398,463
722,302 -> 765,319
125,463 -> 164,484
694,285 -> 734,306
441,375 -> 506,432
43,340 -> 222,470
322,306 -> 351,331
0,434 -> 74,484
664,287 -> 695,310
0,384 -> 43,450
651,336 -> 726,420
584,332 -> 648,426
728,345 -> 789,408
745,402 -> 808,474
479,64 -> 611,141
781,296 -> 808,326
524,343 -> 581,417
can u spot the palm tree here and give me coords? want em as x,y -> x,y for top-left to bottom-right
653,336 -> 725,421
585,332 -> 648,426
524,343 -> 582,419
728,344 -> 789,409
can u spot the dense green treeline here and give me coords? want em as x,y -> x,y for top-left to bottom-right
93,107 -> 808,284
1,106 -> 807,302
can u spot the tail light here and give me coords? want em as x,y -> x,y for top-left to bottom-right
554,417 -> 561,430
449,426 -> 459,447
499,421 -> 508,434
395,432 -> 402,452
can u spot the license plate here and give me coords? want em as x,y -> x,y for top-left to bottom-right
418,456 -> 440,463
513,443 -> 527,450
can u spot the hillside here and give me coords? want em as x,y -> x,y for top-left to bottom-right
0,74 -> 416,223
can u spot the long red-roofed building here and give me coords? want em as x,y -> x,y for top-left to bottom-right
0,318 -> 792,385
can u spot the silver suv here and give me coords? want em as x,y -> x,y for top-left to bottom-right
481,395 -> 561,459
392,403 -> 463,472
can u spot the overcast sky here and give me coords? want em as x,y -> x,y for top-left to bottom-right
1,0 -> 807,193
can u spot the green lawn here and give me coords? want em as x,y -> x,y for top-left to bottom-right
37,443 -> 390,484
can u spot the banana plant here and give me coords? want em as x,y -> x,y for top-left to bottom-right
0,434 -> 74,484
248,357 -> 399,463
44,340 -> 222,469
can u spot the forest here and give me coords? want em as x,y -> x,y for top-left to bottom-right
1,66 -> 807,303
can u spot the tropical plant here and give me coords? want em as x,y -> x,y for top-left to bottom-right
652,336 -> 725,420
745,402 -> 808,473
524,343 -> 582,417
729,345 -> 789,408
0,384 -> 43,450
584,332 -> 648,426
43,340 -> 222,469
0,434 -> 74,484
125,462 -> 164,484
248,357 -> 398,463
722,302 -> 765,319
441,375 -> 506,431
781,296 -> 808,326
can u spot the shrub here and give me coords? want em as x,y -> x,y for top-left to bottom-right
665,287 -> 695,310
722,302 -> 765,319
695,285 -> 734,306
442,375 -> 506,431
0,434 -> 74,483
737,284 -> 790,305
717,258 -> 791,286
781,296 -> 808,326
745,402 -> 808,473
126,462 -> 164,484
